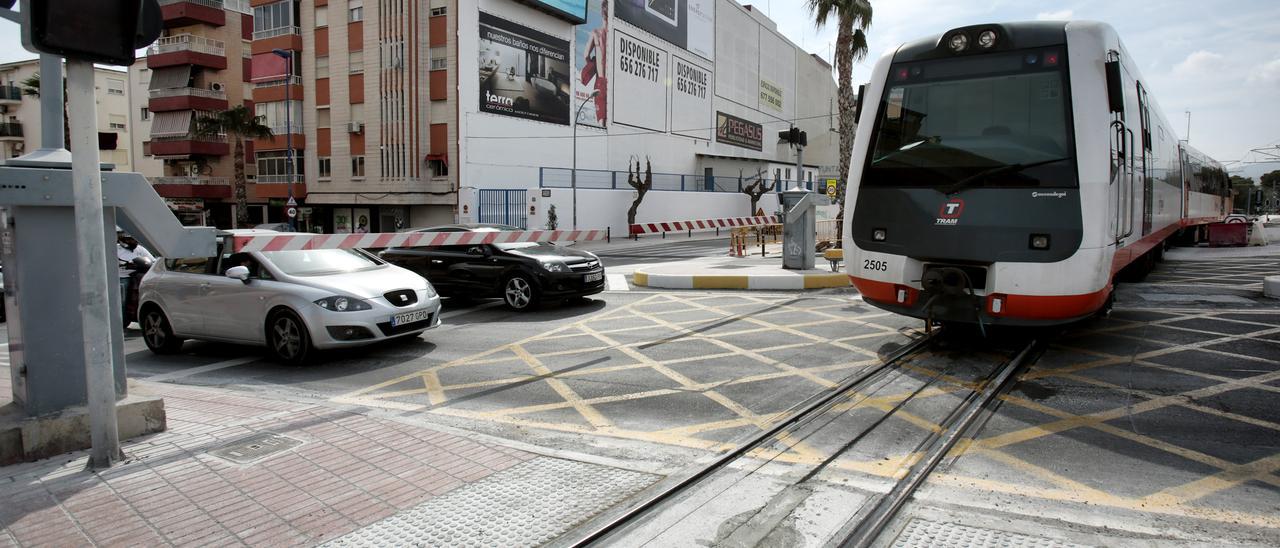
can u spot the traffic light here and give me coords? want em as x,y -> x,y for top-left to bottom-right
21,0 -> 161,66
778,127 -> 807,147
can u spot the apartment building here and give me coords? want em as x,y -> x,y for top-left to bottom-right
132,0 -> 257,228
0,60 -> 135,172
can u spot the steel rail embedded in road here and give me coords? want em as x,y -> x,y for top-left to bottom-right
567,331 -> 939,547
837,339 -> 1045,548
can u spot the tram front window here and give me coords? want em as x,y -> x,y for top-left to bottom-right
864,48 -> 1077,190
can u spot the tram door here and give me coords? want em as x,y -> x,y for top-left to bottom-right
1107,51 -> 1137,246
1137,83 -> 1154,236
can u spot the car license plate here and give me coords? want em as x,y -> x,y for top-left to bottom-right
391,309 -> 431,327
584,272 -> 603,283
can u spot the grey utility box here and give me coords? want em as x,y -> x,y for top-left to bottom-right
780,187 -> 827,271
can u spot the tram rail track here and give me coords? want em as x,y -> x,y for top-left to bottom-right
561,330 -> 1045,548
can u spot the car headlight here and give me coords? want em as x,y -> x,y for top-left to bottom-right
314,296 -> 373,312
423,281 -> 437,298
541,261 -> 569,273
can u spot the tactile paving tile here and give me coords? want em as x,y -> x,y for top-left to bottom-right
323,457 -> 657,547
890,518 -> 1092,548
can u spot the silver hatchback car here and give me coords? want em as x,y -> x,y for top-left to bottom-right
138,230 -> 441,364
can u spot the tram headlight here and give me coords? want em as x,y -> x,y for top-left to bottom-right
949,33 -> 969,52
1029,234 -> 1051,250
978,30 -> 998,49
872,228 -> 887,242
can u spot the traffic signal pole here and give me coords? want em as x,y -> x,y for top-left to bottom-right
66,59 -> 123,468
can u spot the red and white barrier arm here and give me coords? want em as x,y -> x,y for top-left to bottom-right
629,215 -> 780,235
230,229 -> 609,253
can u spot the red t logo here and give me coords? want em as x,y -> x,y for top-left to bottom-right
939,199 -> 965,219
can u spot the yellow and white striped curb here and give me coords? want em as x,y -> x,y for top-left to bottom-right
632,270 -> 850,290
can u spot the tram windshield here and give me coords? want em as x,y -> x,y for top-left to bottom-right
864,48 -> 1077,189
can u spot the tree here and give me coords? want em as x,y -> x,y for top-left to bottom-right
546,204 -> 558,230
1230,175 -> 1255,214
1262,170 -> 1280,214
625,157 -> 653,228
807,0 -> 872,248
741,169 -> 771,214
194,106 -> 273,228
19,72 -> 71,150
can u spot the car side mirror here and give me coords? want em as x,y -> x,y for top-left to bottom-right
225,265 -> 251,283
467,246 -> 489,257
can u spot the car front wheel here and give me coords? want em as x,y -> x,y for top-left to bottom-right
267,310 -> 313,365
503,274 -> 540,311
142,307 -> 184,354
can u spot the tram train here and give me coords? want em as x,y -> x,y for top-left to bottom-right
843,21 -> 1231,326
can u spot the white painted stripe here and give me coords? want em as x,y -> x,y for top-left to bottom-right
233,229 -> 608,252
645,273 -> 694,289
606,273 -> 630,291
144,356 -> 258,382
439,301 -> 504,320
748,276 -> 804,290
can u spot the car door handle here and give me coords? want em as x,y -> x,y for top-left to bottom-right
431,260 -> 444,264
199,283 -> 211,294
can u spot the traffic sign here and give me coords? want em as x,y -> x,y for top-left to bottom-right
286,196 -> 297,207
826,179 -> 838,199
286,207 -> 297,218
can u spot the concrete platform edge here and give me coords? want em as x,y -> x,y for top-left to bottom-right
0,394 -> 166,466
632,269 -> 850,290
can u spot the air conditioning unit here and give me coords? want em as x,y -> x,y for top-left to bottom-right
347,121 -> 364,133
209,82 -> 225,92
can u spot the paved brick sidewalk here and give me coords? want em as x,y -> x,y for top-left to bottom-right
0,381 -> 536,546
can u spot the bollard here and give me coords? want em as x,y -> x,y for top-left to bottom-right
607,226 -> 611,243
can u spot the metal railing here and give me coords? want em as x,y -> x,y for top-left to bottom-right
253,75 -> 302,88
0,85 -> 22,101
148,34 -> 226,56
152,176 -> 230,185
0,122 -> 23,138
149,86 -> 227,100
157,0 -> 224,8
539,167 -> 828,194
150,133 -> 226,142
256,174 -> 302,183
267,124 -> 303,135
252,26 -> 300,40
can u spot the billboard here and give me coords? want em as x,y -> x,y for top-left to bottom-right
516,0 -> 588,23
574,0 -> 608,129
616,0 -> 714,60
716,111 -> 762,151
670,54 -> 711,139
614,31 -> 667,131
478,12 -> 572,126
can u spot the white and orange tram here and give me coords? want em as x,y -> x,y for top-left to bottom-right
843,21 -> 1230,326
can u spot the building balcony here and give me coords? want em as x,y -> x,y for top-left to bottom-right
0,85 -> 22,104
251,30 -> 303,56
159,0 -> 226,28
149,86 -> 229,112
151,176 -> 233,199
253,130 -> 305,151
252,26 -> 299,41
252,77 -> 303,103
0,122 -> 22,140
147,34 -> 227,70
252,179 -> 307,200
147,134 -> 230,158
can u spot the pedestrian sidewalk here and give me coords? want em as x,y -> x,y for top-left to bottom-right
631,243 -> 850,290
0,376 -> 654,547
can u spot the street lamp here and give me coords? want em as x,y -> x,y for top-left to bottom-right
271,48 -> 295,231
572,90 -> 599,231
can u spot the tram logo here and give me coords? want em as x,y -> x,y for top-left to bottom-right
936,199 -> 964,225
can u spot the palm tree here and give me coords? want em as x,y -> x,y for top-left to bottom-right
194,106 -> 273,228
807,0 -> 872,247
19,73 -> 71,150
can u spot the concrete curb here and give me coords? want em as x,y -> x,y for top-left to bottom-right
632,270 -> 850,290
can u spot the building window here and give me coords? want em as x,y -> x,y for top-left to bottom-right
254,100 -> 303,134
429,47 -> 446,71
315,55 -> 329,79
315,5 -> 328,27
109,114 -> 127,130
140,107 -> 150,121
348,51 -> 364,74
256,150 -> 304,182
351,155 -> 365,177
348,0 -> 363,22
316,108 -> 330,128
318,156 -> 331,178
253,0 -> 298,36
430,6 -> 447,16
428,158 -> 448,177
107,78 -> 125,95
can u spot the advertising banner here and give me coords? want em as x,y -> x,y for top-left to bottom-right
759,78 -> 783,112
574,0 -> 609,129
478,12 -> 572,126
616,0 -> 714,60
716,111 -> 762,151
516,0 -> 588,23
614,30 -> 667,132
670,54 -> 711,139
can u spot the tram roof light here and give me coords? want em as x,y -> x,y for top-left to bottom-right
949,33 -> 969,53
978,30 -> 998,49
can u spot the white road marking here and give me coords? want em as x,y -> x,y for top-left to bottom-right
440,301 -> 504,320
607,273 -> 630,291
144,356 -> 259,382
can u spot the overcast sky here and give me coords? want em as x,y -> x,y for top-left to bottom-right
765,0 -> 1280,179
1,1 -> 1276,178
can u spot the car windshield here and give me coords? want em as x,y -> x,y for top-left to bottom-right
863,47 -> 1077,189
260,249 -> 381,276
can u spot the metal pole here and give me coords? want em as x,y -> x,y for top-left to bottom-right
572,112 -> 578,231
39,54 -> 64,149
67,60 -> 123,469
285,56 -> 294,231
795,143 -> 804,192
